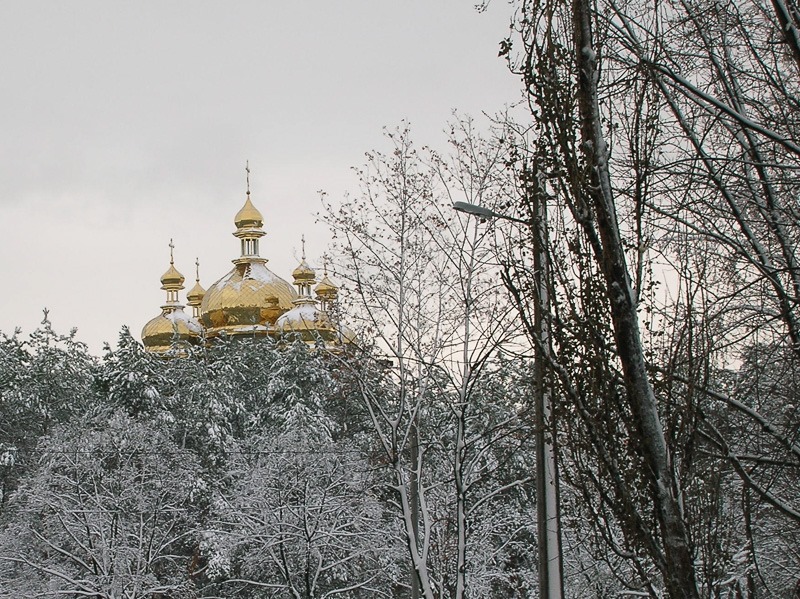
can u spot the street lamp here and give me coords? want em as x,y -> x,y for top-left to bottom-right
452,201 -> 529,225
453,201 -> 565,599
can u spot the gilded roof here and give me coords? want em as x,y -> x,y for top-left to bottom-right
314,275 -> 338,298
292,259 -> 316,282
186,280 -> 206,304
234,194 -> 264,229
141,309 -> 202,352
160,263 -> 185,288
200,261 -> 297,335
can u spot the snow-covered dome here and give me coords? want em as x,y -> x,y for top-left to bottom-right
141,309 -> 203,353
275,301 -> 338,346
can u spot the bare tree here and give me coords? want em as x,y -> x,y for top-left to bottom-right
324,123 -> 538,598
498,0 -> 800,594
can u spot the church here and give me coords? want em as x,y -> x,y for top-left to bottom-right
141,176 -> 354,353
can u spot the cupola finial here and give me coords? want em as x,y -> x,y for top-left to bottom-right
246,160 -> 251,196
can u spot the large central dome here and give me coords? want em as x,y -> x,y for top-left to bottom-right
199,191 -> 297,337
201,260 -> 296,335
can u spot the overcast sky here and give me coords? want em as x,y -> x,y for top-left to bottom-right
0,1 -> 522,353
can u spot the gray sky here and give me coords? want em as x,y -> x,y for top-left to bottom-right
0,1 -> 521,353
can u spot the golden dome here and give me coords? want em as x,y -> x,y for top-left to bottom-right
187,280 -> 206,304
275,302 -> 338,346
200,261 -> 298,336
314,275 -> 338,299
160,263 -> 185,288
234,194 -> 264,229
141,309 -> 202,353
292,259 -> 316,282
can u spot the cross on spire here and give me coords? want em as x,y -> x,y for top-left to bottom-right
246,160 -> 251,195
301,234 -> 306,260
169,238 -> 175,264
195,257 -> 200,282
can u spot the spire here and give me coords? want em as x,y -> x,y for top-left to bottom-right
292,235 -> 316,298
186,257 -> 206,319
233,162 -> 266,261
315,254 -> 339,312
160,239 -> 185,306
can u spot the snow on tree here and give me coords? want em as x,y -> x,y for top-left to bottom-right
0,411 -> 203,598
323,123 -> 540,598
207,429 -> 400,598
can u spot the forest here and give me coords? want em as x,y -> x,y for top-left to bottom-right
2,0 -> 800,596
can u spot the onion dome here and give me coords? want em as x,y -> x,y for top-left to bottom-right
275,301 -> 339,348
200,184 -> 297,337
314,275 -> 338,299
314,260 -> 339,313
201,262 -> 297,335
234,194 -> 264,229
142,240 -> 202,354
186,280 -> 206,307
142,309 -> 203,354
293,259 -> 315,282
160,263 -> 185,288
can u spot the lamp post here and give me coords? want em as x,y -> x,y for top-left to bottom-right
454,200 -> 565,599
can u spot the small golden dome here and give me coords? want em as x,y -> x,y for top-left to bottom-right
234,194 -> 264,229
141,309 -> 202,353
160,263 -> 185,289
314,275 -> 338,299
186,280 -> 206,304
292,259 -> 316,282
187,258 -> 205,305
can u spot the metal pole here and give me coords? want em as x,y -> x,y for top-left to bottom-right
454,197 -> 564,598
530,180 -> 564,599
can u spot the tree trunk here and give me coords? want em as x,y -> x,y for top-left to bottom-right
571,0 -> 700,596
